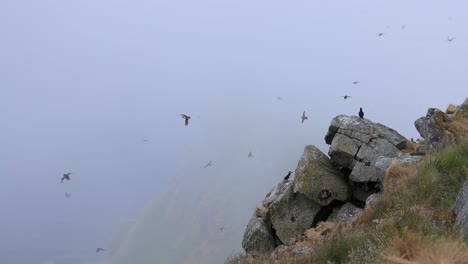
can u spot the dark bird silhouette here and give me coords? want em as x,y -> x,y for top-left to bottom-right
65,192 -> 71,198
378,33 -> 384,36
341,95 -> 352,100
61,173 -> 72,184
96,248 -> 105,253
179,114 -> 191,126
359,107 -> 364,118
352,81 -> 359,85
276,96 -> 283,101
142,138 -> 149,142
301,111 -> 308,123
218,226 -> 225,232
447,37 -> 455,42
204,160 -> 212,168
284,171 -> 292,181
248,152 -> 253,158
401,25 -> 406,30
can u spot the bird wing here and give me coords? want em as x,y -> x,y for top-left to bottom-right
185,118 -> 189,126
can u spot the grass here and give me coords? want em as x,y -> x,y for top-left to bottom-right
227,118 -> 468,264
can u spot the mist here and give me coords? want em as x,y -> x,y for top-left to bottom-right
1,0 -> 467,263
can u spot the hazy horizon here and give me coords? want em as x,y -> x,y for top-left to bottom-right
1,0 -> 467,263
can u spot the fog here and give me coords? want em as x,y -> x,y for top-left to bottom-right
1,0 -> 467,263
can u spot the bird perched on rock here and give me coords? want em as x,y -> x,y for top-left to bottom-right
359,108 -> 364,118
204,160 -> 212,168
96,248 -> 105,253
248,152 -> 253,158
179,114 -> 191,126
301,111 -> 308,123
341,95 -> 352,100
65,192 -> 71,198
61,173 -> 72,184
284,171 -> 292,181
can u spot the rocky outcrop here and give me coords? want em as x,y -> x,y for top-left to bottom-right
453,179 -> 468,240
415,108 -> 451,148
267,182 -> 322,245
329,203 -> 363,222
242,214 -> 277,253
293,145 -> 351,206
374,154 -> 423,183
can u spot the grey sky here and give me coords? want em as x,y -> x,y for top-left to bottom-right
1,0 -> 467,263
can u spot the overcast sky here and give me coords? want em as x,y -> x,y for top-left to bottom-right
1,0 -> 467,263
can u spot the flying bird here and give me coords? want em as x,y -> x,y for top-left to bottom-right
204,160 -> 212,168
341,95 -> 352,100
142,138 -> 149,142
301,111 -> 308,123
179,114 -> 191,126
276,96 -> 283,101
447,37 -> 455,42
378,33 -> 384,36
248,152 -> 253,158
284,171 -> 292,181
401,25 -> 406,30
352,81 -> 359,85
61,173 -> 72,184
359,107 -> 364,118
65,192 -> 71,198
96,248 -> 105,253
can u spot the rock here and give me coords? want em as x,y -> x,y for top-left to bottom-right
328,133 -> 361,169
350,162 -> 378,182
414,108 -> 451,148
325,115 -> 407,149
268,182 -> 322,245
453,179 -> 468,240
352,182 -> 379,203
355,138 -> 401,166
293,145 -> 351,206
329,202 -> 363,222
454,98 -> 468,120
365,193 -> 381,207
242,214 -> 277,253
290,246 -> 313,256
374,154 -> 423,183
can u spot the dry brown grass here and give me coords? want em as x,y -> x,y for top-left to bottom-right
401,141 -> 418,153
382,232 -> 468,264
446,104 -> 458,114
384,161 -> 416,193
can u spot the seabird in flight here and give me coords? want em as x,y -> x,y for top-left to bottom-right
447,37 -> 455,42
61,173 -> 72,184
248,152 -> 253,158
341,95 -> 352,100
352,81 -> 359,85
301,111 -> 308,123
179,114 -> 191,126
96,248 -> 105,253
378,33 -> 384,36
65,192 -> 71,198
204,160 -> 212,168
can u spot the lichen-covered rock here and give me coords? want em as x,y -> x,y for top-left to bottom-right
242,214 -> 277,253
325,115 -> 407,149
290,246 -> 313,256
454,179 -> 468,240
268,182 -> 322,245
329,202 -> 363,222
415,108 -> 451,148
293,145 -> 351,206
355,138 -> 401,166
365,193 -> 381,207
328,133 -> 361,169
453,98 -> 468,120
350,162 -> 378,182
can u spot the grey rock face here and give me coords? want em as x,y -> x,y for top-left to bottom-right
374,154 -> 423,183
350,162 -> 379,182
454,179 -> 468,240
242,214 -> 277,253
414,108 -> 450,148
329,202 -> 363,222
293,145 -> 351,206
268,183 -> 322,245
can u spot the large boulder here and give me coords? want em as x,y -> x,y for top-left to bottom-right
329,202 -> 363,222
414,108 -> 451,148
242,214 -> 277,253
293,145 -> 351,206
324,115 -> 407,183
267,182 -> 322,245
453,179 -> 468,240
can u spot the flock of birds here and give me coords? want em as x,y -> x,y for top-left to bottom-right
56,20 -> 457,257
60,172 -> 106,253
